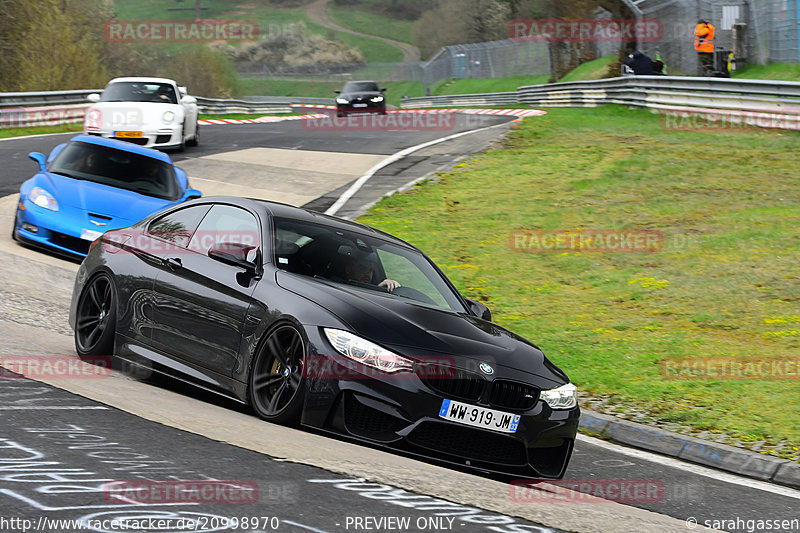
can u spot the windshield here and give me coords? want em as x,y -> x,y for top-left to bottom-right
274,218 -> 466,313
342,81 -> 379,93
100,81 -> 178,104
50,141 -> 179,200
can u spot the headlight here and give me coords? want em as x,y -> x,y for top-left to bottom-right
541,383 -> 577,409
29,187 -> 59,211
370,96 -> 384,103
162,110 -> 175,123
336,98 -> 350,105
324,329 -> 413,373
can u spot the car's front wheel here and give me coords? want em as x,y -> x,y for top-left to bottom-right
74,273 -> 117,357
248,323 -> 306,424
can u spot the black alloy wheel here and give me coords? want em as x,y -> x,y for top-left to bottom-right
248,324 -> 306,424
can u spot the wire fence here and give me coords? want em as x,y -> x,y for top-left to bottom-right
236,2 -> 798,85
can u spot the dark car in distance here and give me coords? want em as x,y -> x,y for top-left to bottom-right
69,197 -> 579,478
335,81 -> 387,117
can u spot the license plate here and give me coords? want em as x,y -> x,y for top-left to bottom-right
352,103 -> 368,108
115,131 -> 143,138
439,399 -> 520,434
80,229 -> 103,241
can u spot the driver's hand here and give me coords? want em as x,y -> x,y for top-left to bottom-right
379,279 -> 400,292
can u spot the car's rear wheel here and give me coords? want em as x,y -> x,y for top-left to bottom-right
186,121 -> 199,147
74,273 -> 116,357
248,323 -> 306,424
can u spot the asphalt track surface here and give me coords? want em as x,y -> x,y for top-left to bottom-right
1,114 -> 799,533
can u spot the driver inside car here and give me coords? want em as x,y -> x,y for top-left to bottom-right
344,254 -> 400,292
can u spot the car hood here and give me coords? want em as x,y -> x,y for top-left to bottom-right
276,271 -> 567,384
41,171 -> 171,225
89,101 -> 182,128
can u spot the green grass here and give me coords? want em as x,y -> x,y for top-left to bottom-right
433,75 -> 551,95
111,0 -> 403,63
733,63 -> 800,82
559,55 -> 617,82
0,123 -> 82,139
326,0 -> 415,45
357,106 -> 800,454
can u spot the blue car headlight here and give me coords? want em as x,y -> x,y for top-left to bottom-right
29,187 -> 59,211
324,329 -> 413,373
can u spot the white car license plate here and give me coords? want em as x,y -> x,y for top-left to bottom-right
439,399 -> 520,434
81,229 -> 103,241
352,103 -> 368,108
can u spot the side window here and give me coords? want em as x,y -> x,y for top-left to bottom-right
188,205 -> 260,259
147,204 -> 211,248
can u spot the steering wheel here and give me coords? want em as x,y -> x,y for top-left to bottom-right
392,286 -> 438,306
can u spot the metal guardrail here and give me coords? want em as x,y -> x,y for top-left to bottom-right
401,76 -> 800,130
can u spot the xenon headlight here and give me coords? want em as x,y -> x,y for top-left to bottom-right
324,329 -> 413,373
336,97 -> 350,105
541,383 -> 577,409
30,187 -> 59,211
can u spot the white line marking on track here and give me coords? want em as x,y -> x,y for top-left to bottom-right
577,434 -> 800,500
324,121 -> 511,216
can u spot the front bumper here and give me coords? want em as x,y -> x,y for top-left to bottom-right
84,125 -> 182,149
13,201 -> 105,259
337,102 -> 386,116
300,328 -> 579,478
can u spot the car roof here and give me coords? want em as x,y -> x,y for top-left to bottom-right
107,77 -> 178,85
67,134 -> 173,164
195,196 -> 415,249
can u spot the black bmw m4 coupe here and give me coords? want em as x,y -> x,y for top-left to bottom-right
69,197 -> 579,478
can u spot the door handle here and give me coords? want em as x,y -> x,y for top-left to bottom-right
164,257 -> 182,270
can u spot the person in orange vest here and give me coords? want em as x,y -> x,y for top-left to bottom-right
694,19 -> 715,76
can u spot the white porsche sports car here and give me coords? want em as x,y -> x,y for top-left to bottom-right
84,77 -> 199,151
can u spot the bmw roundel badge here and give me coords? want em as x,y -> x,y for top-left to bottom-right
479,363 -> 494,375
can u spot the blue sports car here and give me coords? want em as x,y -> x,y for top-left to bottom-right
13,135 -> 201,259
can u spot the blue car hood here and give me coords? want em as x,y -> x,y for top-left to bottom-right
45,171 -> 173,225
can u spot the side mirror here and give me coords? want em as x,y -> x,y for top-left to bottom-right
334,90 -> 341,94
208,242 -> 259,273
178,86 -> 187,96
28,152 -> 47,171
180,95 -> 196,105
87,93 -> 100,103
183,188 -> 202,201
465,298 -> 492,322
380,88 -> 387,92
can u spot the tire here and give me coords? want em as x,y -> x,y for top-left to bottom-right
175,124 -> 186,152
248,323 -> 306,424
74,273 -> 117,357
186,122 -> 199,147
11,210 -> 19,241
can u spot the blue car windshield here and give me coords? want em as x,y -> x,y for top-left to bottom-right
273,218 -> 467,313
100,82 -> 178,104
50,142 -> 179,201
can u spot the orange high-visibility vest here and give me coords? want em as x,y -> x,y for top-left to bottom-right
694,23 -> 715,53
